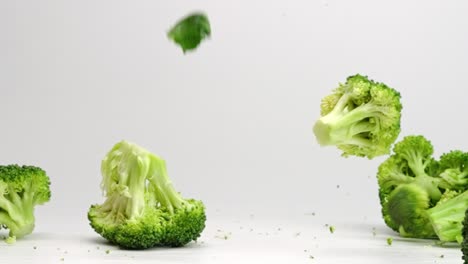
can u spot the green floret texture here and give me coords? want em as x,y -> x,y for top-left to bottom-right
313,74 -> 402,159
377,135 -> 468,242
88,141 -> 206,249
462,207 -> 468,263
168,13 -> 211,53
0,165 -> 51,239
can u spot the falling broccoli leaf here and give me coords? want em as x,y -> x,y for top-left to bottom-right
168,12 -> 211,53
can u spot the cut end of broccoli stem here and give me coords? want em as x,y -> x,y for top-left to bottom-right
313,120 -> 333,146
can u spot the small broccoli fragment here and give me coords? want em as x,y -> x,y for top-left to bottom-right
168,13 -> 211,53
329,226 -> 335,234
88,141 -> 206,249
386,237 -> 393,245
313,74 -> 402,159
0,165 -> 51,239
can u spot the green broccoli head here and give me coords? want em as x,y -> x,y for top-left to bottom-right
386,184 -> 436,238
313,74 -> 402,159
88,141 -> 206,249
0,165 -> 51,239
377,135 -> 442,238
438,150 -> 468,190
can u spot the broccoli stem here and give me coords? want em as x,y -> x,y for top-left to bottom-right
314,100 -> 384,147
149,159 -> 188,214
0,194 -> 35,238
427,190 -> 468,243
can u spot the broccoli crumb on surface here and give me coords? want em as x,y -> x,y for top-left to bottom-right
105,249 -> 110,254
33,246 -> 37,250
329,226 -> 335,234
387,237 -> 393,245
309,255 -> 315,259
372,227 -> 377,236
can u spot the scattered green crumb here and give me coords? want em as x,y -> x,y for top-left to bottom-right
439,254 -> 444,258
33,246 -> 37,250
106,249 -> 110,254
372,227 -> 377,236
200,241 -> 205,244
309,255 -> 315,259
329,226 -> 335,234
60,258 -> 64,261
336,185 -> 340,188
304,249 -> 308,252
278,227 -> 282,231
96,246 -> 100,250
324,224 -> 329,227
387,237 -> 393,246
5,236 -> 16,244
295,232 -> 301,237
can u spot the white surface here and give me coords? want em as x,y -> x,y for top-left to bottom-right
1,215 -> 463,264
1,0 -> 468,263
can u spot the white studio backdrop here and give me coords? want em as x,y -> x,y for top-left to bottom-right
0,0 -> 467,235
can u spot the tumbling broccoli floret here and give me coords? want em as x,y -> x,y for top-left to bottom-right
312,74 -> 402,159
378,136 -> 468,242
88,141 -> 206,249
0,165 -> 51,240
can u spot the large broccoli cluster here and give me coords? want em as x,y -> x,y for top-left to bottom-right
88,141 -> 206,249
377,135 -> 468,243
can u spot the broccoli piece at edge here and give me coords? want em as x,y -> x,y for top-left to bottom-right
0,165 -> 51,240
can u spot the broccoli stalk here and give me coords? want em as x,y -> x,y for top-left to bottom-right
428,190 -> 468,243
313,74 -> 402,159
0,165 -> 51,240
314,96 -> 383,147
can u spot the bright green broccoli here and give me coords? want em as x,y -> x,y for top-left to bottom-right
0,165 -> 51,240
427,150 -> 468,243
168,12 -> 211,53
88,141 -> 206,249
378,136 -> 468,242
313,74 -> 402,159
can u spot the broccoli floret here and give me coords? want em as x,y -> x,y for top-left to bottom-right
377,135 -> 440,238
426,151 -> 468,243
168,13 -> 211,53
313,74 -> 402,159
88,141 -> 206,249
378,136 -> 468,242
0,165 -> 51,239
